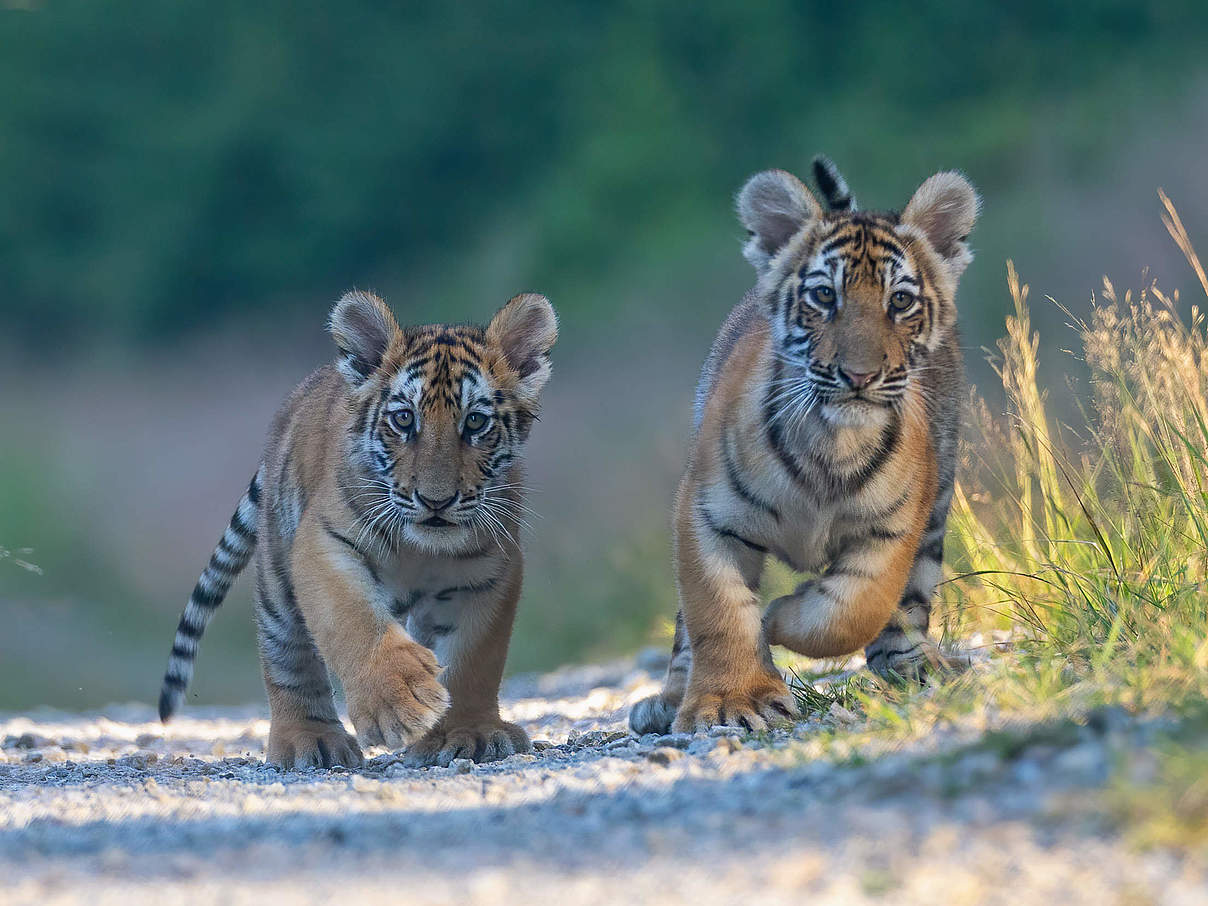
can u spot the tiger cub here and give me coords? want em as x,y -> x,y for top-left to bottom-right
158,290 -> 557,769
632,160 -> 978,734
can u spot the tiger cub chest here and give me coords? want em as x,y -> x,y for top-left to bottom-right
372,548 -> 506,661
712,412 -> 913,573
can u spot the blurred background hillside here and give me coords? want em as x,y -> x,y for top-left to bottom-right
2,1 -> 1207,708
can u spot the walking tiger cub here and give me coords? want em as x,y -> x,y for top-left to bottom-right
632,158 -> 978,735
158,290 -> 557,769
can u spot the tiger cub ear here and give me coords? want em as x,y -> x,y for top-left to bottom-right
486,293 -> 558,403
737,169 -> 824,274
328,290 -> 401,385
902,171 -> 980,277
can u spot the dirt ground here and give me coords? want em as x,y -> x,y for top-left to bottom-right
2,657 -> 1205,906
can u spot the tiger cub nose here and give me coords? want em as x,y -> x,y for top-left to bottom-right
838,367 -> 878,389
415,491 -> 457,512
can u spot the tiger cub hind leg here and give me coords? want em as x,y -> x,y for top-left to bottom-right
629,610 -> 691,735
256,547 -> 364,770
863,487 -> 965,681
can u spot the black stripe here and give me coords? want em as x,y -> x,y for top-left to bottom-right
434,576 -> 499,601
392,590 -> 423,618
866,491 -> 911,522
176,618 -> 204,641
247,474 -> 261,505
762,357 -> 814,491
901,589 -> 931,608
870,641 -> 924,660
827,565 -> 877,581
697,505 -> 767,553
866,526 -> 905,541
190,584 -> 223,609
217,534 -> 242,558
321,519 -> 381,584
818,416 -> 901,496
171,642 -> 193,659
429,624 -> 455,636
162,674 -> 186,689
918,538 -> 944,561
821,233 -> 858,256
229,507 -> 256,541
721,425 -> 780,521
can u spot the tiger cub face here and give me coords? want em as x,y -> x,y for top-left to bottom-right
739,168 -> 978,428
330,291 -> 557,553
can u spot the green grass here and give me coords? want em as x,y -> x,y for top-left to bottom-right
940,191 -> 1208,713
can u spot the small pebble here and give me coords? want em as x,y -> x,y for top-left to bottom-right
646,747 -> 686,766
654,733 -> 694,749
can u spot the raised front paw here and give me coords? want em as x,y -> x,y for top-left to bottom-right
267,718 -> 363,771
347,628 -> 450,749
672,674 -> 797,734
403,718 -> 531,768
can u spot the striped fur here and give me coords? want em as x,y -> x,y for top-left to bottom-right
632,162 -> 978,735
158,290 -> 556,770
811,155 -> 855,212
158,469 -> 263,721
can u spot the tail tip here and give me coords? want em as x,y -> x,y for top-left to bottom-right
158,687 -> 179,723
811,154 -> 852,211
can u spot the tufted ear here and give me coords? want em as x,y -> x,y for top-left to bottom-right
737,169 -> 824,275
902,171 -> 980,276
486,293 -> 558,403
328,290 -> 400,385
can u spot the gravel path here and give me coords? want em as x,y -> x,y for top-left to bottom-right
2,657 -> 1204,905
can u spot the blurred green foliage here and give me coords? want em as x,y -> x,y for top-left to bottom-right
2,1 -> 1205,343
2,2 -> 1208,708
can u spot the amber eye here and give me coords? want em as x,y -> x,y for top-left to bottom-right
388,408 -> 415,433
889,290 -> 917,313
464,412 -> 488,434
809,286 -> 836,307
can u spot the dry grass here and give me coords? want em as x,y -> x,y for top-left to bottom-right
936,192 -> 1208,712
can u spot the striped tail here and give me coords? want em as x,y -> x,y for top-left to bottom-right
811,155 -> 856,212
158,467 -> 262,722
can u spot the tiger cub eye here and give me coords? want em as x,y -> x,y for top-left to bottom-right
810,286 -> 836,307
388,408 -> 415,433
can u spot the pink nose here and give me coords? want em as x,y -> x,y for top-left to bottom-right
839,368 -> 877,389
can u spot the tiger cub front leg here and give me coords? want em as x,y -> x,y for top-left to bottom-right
404,561 -> 530,767
763,502 -> 925,660
672,488 -> 796,734
292,516 -> 449,750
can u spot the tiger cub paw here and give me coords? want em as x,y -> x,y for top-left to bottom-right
672,675 -> 797,734
629,693 -> 678,736
347,628 -> 450,749
403,718 -> 531,768
267,719 -> 363,771
865,632 -> 969,683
